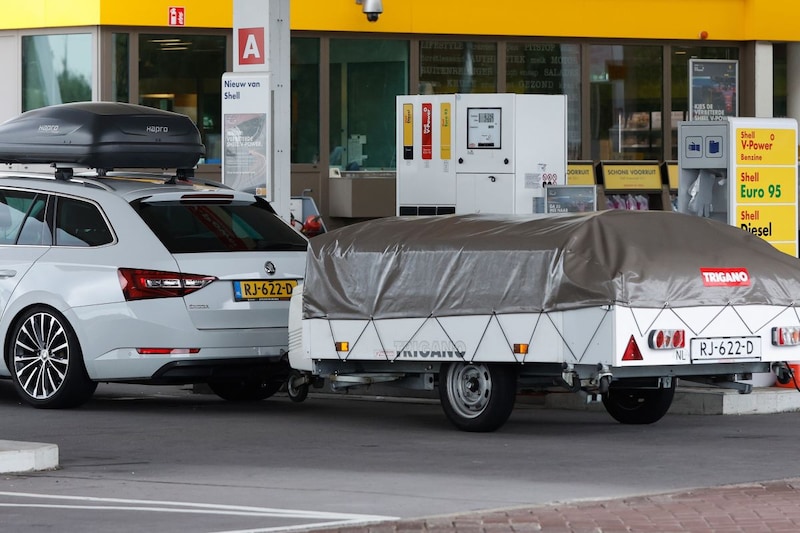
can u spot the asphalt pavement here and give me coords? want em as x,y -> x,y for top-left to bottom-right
4,383 -> 800,532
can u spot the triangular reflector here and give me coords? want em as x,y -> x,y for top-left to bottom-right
622,335 -> 644,361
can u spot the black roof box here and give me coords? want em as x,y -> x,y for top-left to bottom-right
0,102 -> 205,169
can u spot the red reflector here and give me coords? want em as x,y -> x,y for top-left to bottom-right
622,335 -> 644,361
137,348 -> 201,355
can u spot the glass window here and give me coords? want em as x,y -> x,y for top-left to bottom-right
22,34 -> 93,111
506,42 -> 582,159
670,46 -> 739,159
0,190 -> 48,246
112,33 -> 130,103
55,197 -> 112,247
131,198 -> 307,253
329,39 -> 409,171
420,41 -> 497,94
589,45 -> 662,161
291,38 -> 320,164
139,34 -> 227,163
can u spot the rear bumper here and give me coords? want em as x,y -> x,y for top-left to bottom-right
106,356 -> 291,385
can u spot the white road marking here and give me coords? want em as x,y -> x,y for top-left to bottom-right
0,491 -> 396,531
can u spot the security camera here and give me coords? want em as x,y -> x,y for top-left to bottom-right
360,0 -> 383,22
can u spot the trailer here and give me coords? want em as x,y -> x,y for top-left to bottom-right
288,210 -> 800,431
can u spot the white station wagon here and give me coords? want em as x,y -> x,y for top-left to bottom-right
0,102 -> 307,408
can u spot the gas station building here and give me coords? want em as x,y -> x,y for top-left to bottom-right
2,0 -> 800,225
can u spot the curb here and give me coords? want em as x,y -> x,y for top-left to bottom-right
0,440 -> 58,474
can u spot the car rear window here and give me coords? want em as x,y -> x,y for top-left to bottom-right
131,197 -> 308,253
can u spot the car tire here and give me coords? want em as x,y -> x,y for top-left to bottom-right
438,362 -> 517,432
208,378 -> 282,402
9,306 -> 97,408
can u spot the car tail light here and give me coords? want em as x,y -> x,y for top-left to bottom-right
118,268 -> 217,301
772,327 -> 800,346
648,329 -> 686,349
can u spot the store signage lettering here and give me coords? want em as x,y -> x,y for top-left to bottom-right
566,163 -> 594,186
238,28 -> 265,65
223,78 -> 263,100
733,125 -> 797,252
602,164 -> 662,191
736,128 -> 795,165
736,205 -> 796,241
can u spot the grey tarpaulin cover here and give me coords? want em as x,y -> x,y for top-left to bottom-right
303,210 -> 800,320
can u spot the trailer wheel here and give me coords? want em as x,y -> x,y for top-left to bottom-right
286,370 -> 310,403
602,381 -> 676,425
439,362 -> 517,432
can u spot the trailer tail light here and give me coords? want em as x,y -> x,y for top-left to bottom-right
513,343 -> 529,355
335,341 -> 349,352
621,335 -> 643,361
648,329 -> 686,349
772,327 -> 800,346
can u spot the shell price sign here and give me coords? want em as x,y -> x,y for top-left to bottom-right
733,120 -> 798,255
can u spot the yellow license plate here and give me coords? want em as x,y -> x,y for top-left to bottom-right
233,280 -> 297,301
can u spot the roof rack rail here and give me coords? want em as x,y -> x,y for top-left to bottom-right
0,102 -> 205,172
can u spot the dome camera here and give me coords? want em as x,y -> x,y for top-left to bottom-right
361,0 -> 383,22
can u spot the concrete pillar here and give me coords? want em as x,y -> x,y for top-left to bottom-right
754,41 -> 773,118
787,43 -> 800,124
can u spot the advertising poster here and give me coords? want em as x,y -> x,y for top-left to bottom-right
223,113 -> 268,192
689,59 -> 738,121
545,185 -> 597,213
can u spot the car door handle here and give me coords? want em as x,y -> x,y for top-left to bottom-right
0,269 -> 17,278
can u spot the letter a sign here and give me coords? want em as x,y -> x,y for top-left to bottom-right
238,28 -> 265,66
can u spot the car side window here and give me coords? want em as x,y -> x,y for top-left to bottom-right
0,190 -> 46,246
55,197 -> 113,247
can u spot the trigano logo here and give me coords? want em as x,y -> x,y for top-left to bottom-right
238,28 -> 265,65
700,267 -> 751,287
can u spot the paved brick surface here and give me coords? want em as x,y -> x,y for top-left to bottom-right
314,479 -> 800,532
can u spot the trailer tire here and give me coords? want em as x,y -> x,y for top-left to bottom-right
439,362 -> 517,432
602,381 -> 676,425
286,370 -> 310,403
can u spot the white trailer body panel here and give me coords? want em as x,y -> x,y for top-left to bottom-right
290,295 -> 800,373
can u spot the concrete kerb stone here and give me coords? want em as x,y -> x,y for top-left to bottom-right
0,440 -> 58,473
